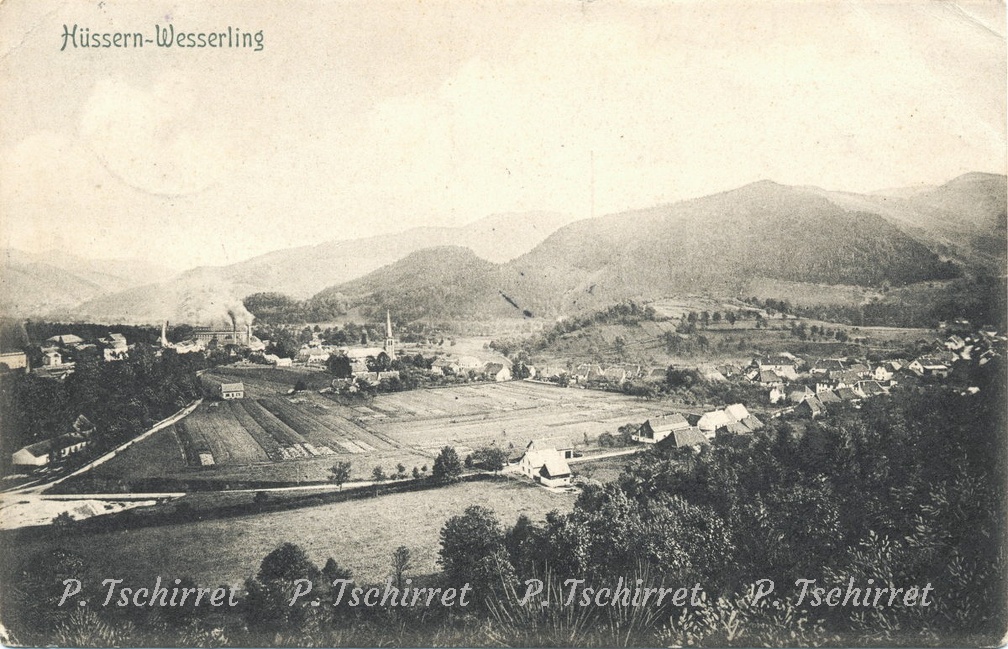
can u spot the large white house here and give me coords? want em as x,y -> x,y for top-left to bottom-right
519,440 -> 573,487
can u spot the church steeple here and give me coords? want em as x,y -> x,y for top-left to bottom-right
384,310 -> 396,359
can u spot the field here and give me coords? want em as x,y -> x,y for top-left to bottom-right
2,479 -> 575,587
82,367 -> 678,487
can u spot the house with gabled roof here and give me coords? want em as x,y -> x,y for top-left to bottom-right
220,382 -> 245,399
698,403 -> 761,438
855,380 -> 887,398
787,386 -> 815,404
12,414 -> 96,467
633,414 -> 690,444
817,389 -> 841,405
519,440 -> 573,487
757,369 -> 784,385
796,395 -> 824,418
835,386 -> 860,402
656,426 -> 709,449
756,356 -> 799,380
484,362 -> 512,382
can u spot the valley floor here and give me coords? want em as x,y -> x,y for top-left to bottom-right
64,372 -> 687,490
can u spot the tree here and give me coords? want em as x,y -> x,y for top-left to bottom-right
391,546 -> 413,589
372,465 -> 387,496
395,462 -> 407,479
322,557 -> 353,583
52,511 -> 74,536
432,446 -> 463,484
329,461 -> 352,490
471,446 -> 508,472
439,505 -> 507,587
244,542 -> 321,631
327,353 -> 352,379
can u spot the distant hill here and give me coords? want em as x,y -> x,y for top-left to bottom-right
0,249 -> 175,317
310,246 -> 503,321
40,173 -> 1007,325
318,180 -> 980,321
66,211 -> 577,324
842,173 -> 1007,269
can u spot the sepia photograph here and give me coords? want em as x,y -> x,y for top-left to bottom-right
0,0 -> 1005,646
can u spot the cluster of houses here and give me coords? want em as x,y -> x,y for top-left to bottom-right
533,363 -> 660,386
744,327 -> 1004,419
530,362 -> 732,387
21,332 -> 135,380
632,403 -> 764,448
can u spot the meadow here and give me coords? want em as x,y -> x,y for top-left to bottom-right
3,479 -> 575,588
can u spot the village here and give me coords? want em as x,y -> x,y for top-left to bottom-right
2,308 -> 1003,502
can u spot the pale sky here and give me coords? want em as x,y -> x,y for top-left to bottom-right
1,0 -> 1005,270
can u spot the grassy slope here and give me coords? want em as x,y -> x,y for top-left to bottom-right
2,479 -> 575,587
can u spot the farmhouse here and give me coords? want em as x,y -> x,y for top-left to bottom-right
42,350 -> 64,366
855,380 -> 888,398
835,386 -> 860,402
756,356 -> 799,381
484,362 -> 512,382
11,415 -> 96,467
633,413 -> 690,444
908,357 -> 950,378
697,403 -> 762,438
787,386 -> 815,404
11,440 -> 51,467
356,370 -> 400,386
796,395 -> 824,419
757,369 -> 784,385
298,347 -> 332,365
817,389 -> 841,405
656,425 -> 709,449
519,441 -> 572,488
872,365 -> 894,382
263,353 -> 293,367
220,382 -> 245,399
